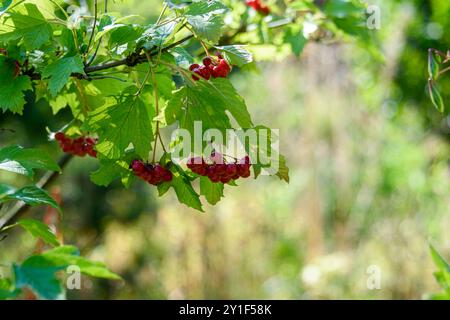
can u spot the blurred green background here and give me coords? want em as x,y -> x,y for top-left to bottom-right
1,0 -> 450,299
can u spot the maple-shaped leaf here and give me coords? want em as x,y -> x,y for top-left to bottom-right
86,93 -> 154,160
42,56 -> 84,96
184,0 -> 228,44
0,57 -> 32,114
200,176 -> 224,205
166,79 -> 253,140
158,166 -> 204,212
0,3 -> 53,50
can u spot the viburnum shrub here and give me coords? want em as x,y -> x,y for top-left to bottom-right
0,0 -> 377,299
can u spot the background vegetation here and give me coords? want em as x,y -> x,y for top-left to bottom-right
1,0 -> 449,299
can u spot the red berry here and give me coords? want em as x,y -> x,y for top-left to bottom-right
220,176 -> 231,184
240,170 -> 251,178
226,164 -> 237,176
210,175 -> 221,183
203,57 -> 213,67
189,64 -> 200,71
197,166 -> 207,176
55,132 -> 65,141
163,171 -> 173,182
198,65 -> 211,80
215,164 -> 227,176
131,160 -> 144,172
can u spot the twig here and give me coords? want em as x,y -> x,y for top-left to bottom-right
90,75 -> 128,82
87,0 -> 108,67
0,154 -> 74,229
84,34 -> 195,74
85,0 -> 99,62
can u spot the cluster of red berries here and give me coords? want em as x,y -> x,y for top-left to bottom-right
246,0 -> 270,15
189,54 -> 231,81
187,154 -> 252,184
130,160 -> 173,185
55,132 -> 97,158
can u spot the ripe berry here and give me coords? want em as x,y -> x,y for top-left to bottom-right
130,160 -> 173,185
55,132 -> 65,141
246,0 -> 270,15
187,154 -> 252,184
203,57 -> 213,67
54,132 -> 98,158
189,54 -> 231,81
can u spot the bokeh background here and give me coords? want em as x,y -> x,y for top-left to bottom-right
1,0 -> 450,299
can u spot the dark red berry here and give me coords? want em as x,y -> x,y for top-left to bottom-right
163,171 -> 173,182
189,64 -> 200,71
203,57 -> 213,67
55,132 -> 65,141
226,164 -> 237,176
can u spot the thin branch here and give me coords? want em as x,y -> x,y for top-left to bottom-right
87,0 -> 108,67
84,34 -> 195,74
90,75 -> 128,82
0,154 -> 74,229
85,0 -> 99,62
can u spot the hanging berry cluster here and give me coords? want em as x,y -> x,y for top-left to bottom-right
55,132 -> 97,158
189,54 -> 231,81
130,160 -> 173,185
246,0 -> 270,15
187,154 -> 252,184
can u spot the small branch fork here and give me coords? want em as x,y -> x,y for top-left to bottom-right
3,5 -> 293,228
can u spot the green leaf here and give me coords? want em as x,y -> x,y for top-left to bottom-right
184,0 -> 228,44
428,80 -> 445,113
13,245 -> 120,299
246,126 -> 290,183
0,3 -> 53,50
41,246 -> 121,280
13,258 -> 64,300
180,83 -> 231,139
49,92 -> 79,115
208,78 -> 254,129
0,57 -> 32,114
214,45 -> 253,67
0,279 -> 19,300
109,25 -> 142,48
158,165 -> 203,211
17,219 -> 60,247
185,0 -> 228,15
0,185 -> 60,210
428,51 -> 440,81
138,22 -> 177,49
324,0 -> 365,19
86,94 -> 154,160
200,176 -> 224,205
187,14 -> 224,44
90,159 -> 132,187
430,244 -> 450,273
0,145 -> 60,177
283,25 -> 308,57
42,56 -> 85,96
429,244 -> 450,294
0,0 -> 12,12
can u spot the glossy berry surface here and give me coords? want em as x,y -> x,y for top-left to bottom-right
55,132 -> 97,158
189,54 -> 231,81
130,160 -> 173,185
187,153 -> 252,184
